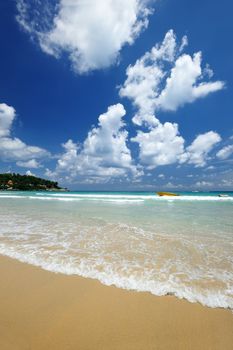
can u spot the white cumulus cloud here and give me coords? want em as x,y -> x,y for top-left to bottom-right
26,170 -> 36,176
131,121 -> 185,169
120,29 -> 180,126
48,104 -> 142,183
16,159 -> 42,168
157,52 -> 224,111
119,30 -> 224,171
0,102 -> 49,163
0,103 -> 15,137
120,30 -> 224,125
216,144 -> 233,160
185,131 -> 221,167
17,0 -> 153,73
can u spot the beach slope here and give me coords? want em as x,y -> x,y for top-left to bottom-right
0,255 -> 232,350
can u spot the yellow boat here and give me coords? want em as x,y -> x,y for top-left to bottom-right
157,192 -> 180,197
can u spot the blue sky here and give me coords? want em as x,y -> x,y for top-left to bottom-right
0,0 -> 232,190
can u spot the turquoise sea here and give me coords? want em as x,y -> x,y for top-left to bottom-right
0,191 -> 232,309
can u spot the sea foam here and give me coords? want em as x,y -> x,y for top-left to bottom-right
0,192 -> 232,309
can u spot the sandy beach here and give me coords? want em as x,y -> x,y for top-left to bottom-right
0,255 -> 232,350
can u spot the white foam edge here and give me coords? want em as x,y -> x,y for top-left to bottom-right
1,193 -> 232,202
0,246 -> 231,310
46,194 -> 233,201
0,195 -> 144,203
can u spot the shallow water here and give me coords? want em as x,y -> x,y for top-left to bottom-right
0,191 -> 232,308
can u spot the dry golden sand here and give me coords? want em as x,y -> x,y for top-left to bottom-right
0,255 -> 232,350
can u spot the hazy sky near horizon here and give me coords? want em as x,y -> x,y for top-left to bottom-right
0,0 -> 232,190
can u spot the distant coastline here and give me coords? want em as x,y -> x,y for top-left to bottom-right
0,173 -> 67,192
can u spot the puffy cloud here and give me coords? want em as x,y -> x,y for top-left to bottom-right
128,118 -> 221,171
17,0 -> 153,73
157,52 -> 224,111
48,104 -> 142,183
0,103 -> 15,137
26,170 -> 36,176
56,139 -> 79,174
0,102 -> 49,163
119,30 -> 224,171
120,30 -> 224,125
158,173 -> 164,178
120,29 -> 180,126
185,131 -> 221,167
16,159 -> 41,168
216,144 -> 233,160
131,121 -> 185,168
0,138 -> 47,161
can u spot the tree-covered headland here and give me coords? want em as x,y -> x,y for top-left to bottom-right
0,173 -> 66,191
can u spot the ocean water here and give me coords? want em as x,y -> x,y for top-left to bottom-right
0,191 -> 232,309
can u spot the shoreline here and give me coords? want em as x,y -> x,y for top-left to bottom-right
0,255 -> 232,349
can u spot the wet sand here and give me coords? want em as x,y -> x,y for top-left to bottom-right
0,255 -> 232,350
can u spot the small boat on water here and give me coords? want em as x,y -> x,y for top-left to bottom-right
218,194 -> 229,197
157,192 -> 180,197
